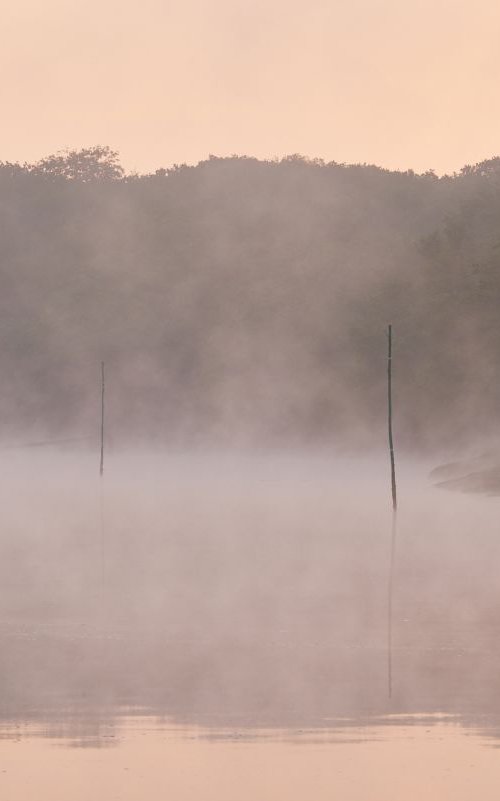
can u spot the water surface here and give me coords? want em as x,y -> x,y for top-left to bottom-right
0,452 -> 499,798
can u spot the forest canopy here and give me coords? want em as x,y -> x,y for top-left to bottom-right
1,147 -> 499,451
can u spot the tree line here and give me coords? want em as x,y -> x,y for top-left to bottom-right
1,146 -> 499,451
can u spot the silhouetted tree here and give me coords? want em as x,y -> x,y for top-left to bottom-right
30,145 -> 124,181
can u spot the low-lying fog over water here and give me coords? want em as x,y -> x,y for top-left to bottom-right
1,449 -> 500,798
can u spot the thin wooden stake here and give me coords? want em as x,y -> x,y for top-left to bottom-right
99,361 -> 106,600
387,324 -> 398,699
388,325 -> 397,512
100,361 -> 105,477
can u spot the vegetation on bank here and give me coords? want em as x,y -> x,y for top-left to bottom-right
1,146 -> 500,449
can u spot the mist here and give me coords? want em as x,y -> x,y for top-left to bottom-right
0,448 -> 499,746
2,148 -> 500,455
3,146 -> 500,801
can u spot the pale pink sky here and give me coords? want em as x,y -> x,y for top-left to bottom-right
2,0 -> 500,174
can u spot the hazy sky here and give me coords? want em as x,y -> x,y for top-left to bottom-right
2,0 -> 500,174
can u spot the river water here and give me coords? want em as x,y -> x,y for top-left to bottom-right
0,451 -> 499,799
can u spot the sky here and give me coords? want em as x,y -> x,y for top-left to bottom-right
2,0 -> 500,175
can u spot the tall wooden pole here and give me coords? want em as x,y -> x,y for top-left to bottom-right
99,361 -> 106,599
388,325 -> 397,512
387,324 -> 397,699
100,361 -> 105,477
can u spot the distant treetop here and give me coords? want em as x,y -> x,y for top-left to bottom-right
459,157 -> 500,177
30,145 -> 124,181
